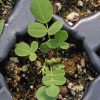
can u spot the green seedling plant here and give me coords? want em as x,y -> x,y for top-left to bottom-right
15,0 -> 69,99
36,58 -> 66,100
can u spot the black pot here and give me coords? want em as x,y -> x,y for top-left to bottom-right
0,0 -> 100,99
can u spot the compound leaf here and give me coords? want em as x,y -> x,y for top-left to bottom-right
42,70 -> 66,86
15,42 -> 31,56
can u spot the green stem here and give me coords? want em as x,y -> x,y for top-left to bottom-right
50,66 -> 54,82
46,23 -> 48,29
46,23 -> 50,39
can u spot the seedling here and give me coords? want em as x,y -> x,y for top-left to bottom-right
15,0 -> 69,99
15,41 -> 38,61
36,58 -> 66,100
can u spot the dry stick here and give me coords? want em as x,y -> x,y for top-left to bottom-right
24,89 -> 30,100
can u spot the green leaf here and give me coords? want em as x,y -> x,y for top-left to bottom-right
47,39 -> 60,49
40,42 -> 51,53
31,0 -> 53,23
48,21 -> 64,35
53,64 -> 65,70
15,42 -> 32,56
60,42 -> 69,49
29,52 -> 37,61
36,86 -> 56,100
53,75 -> 66,86
45,84 -> 60,97
31,41 -> 38,52
0,0 -> 3,3
28,22 -> 47,38
42,70 -> 66,86
54,30 -> 68,42
0,19 -> 4,36
51,70 -> 65,76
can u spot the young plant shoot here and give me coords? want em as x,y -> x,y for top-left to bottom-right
15,0 -> 69,99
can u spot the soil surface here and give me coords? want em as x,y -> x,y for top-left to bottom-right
51,0 -> 100,25
2,39 -> 97,100
0,0 -> 16,20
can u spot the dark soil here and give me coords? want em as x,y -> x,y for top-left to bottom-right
51,0 -> 100,25
1,36 -> 96,100
0,0 -> 17,20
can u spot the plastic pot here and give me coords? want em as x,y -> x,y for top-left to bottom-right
0,0 -> 100,99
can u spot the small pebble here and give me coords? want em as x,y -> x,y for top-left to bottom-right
10,57 -> 19,63
88,76 -> 94,80
72,84 -> 84,92
77,64 -> 82,73
53,2 -> 62,13
30,85 -> 34,89
66,12 -> 79,21
87,9 -> 92,14
68,21 -> 73,26
74,74 -> 78,78
67,83 -> 74,89
83,69 -> 86,73
22,65 -> 28,72
35,61 -> 42,67
60,86 -> 67,96
57,94 -> 63,100
81,58 -> 85,67
22,74 -> 25,77
77,0 -> 83,7
71,90 -> 76,96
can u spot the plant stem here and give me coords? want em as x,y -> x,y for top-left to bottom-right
50,66 -> 54,82
46,23 -> 50,39
46,23 -> 48,29
37,56 -> 44,63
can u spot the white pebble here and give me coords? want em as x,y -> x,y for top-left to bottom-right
77,64 -> 82,73
54,2 -> 62,12
30,85 -> 34,89
72,84 -> 84,92
77,0 -> 83,7
81,58 -> 85,67
10,57 -> 19,63
66,12 -> 79,21
67,83 -> 74,89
